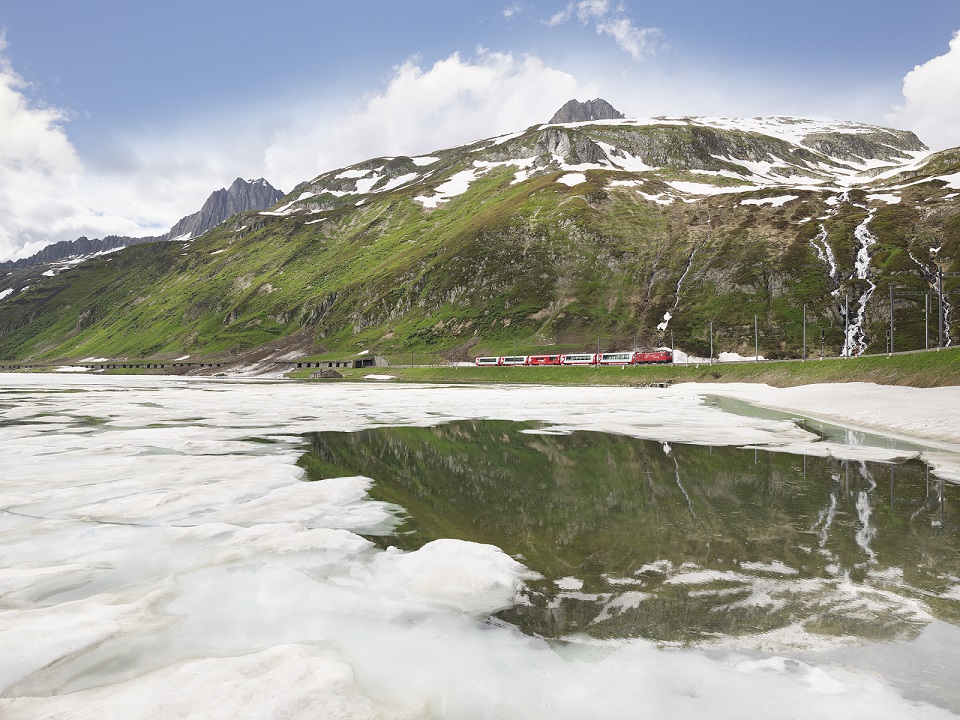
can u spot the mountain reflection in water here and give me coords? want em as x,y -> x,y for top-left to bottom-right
299,420 -> 959,643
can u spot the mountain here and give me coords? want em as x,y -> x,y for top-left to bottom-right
1,101 -> 957,366
165,178 -> 284,241
0,177 -> 284,301
0,235 -> 161,272
549,98 -> 625,124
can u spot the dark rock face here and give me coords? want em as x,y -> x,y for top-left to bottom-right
549,99 -> 625,124
165,178 -> 284,240
0,235 -> 161,271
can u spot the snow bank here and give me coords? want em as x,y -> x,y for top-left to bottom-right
371,539 -> 536,614
702,382 -> 960,449
718,351 -> 765,362
558,173 -> 587,186
740,195 -> 798,207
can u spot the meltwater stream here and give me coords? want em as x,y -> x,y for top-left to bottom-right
2,376 -> 960,719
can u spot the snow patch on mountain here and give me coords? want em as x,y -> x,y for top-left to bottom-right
558,173 -> 587,187
740,196 -> 799,207
865,193 -> 901,204
335,168 -> 373,180
667,181 -> 757,196
415,169 -> 478,209
414,159 -> 537,208
936,171 -> 960,189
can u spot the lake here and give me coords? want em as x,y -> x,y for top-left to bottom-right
1,375 -> 958,719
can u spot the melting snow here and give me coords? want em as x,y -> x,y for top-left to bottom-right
410,156 -> 439,166
0,288 -> 13,301
414,169 -> 478,208
489,131 -> 526,146
414,159 -> 537,207
595,141 -> 654,172
718,351 -> 765,362
474,158 -> 537,171
740,195 -> 800,207
740,195 -> 799,207
559,160 -> 608,172
866,193 -> 902,204
378,173 -> 419,192
555,577 -> 584,591
558,173 -> 587,187
667,181 -> 757,195
657,312 -> 672,332
335,168 -> 372,179
935,171 -> 960,189
739,561 -> 799,576
354,175 -> 384,194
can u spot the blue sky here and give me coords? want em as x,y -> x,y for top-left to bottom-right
2,0 -> 959,260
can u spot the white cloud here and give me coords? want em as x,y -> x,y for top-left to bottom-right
0,46 -> 213,260
263,50 -> 594,188
547,0 -> 661,60
547,4 -> 574,27
502,2 -> 524,19
0,38 -> 85,260
594,17 -> 660,60
0,40 -> 271,262
887,31 -> 960,150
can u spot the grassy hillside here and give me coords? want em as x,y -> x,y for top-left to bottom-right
0,119 -> 957,364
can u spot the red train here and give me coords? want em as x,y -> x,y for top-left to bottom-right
474,350 -> 673,366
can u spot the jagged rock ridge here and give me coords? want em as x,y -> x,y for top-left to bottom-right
165,178 -> 284,241
549,98 -> 625,124
0,235 -> 160,272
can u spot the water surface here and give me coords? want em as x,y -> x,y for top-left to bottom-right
302,421 -> 960,644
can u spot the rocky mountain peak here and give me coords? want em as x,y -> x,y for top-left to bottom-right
166,178 -> 284,241
549,98 -> 625,124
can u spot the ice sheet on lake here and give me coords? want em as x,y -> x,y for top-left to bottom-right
2,376 -> 959,719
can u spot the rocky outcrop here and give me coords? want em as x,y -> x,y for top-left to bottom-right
0,234 -> 160,271
800,129 -> 927,163
165,178 -> 284,240
549,99 -> 625,124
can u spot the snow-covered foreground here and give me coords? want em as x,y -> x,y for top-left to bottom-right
1,375 -> 959,719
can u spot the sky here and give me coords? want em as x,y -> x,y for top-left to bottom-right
1,0 -> 960,262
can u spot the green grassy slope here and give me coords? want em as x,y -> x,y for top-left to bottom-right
0,122 -> 957,364
300,347 -> 960,389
